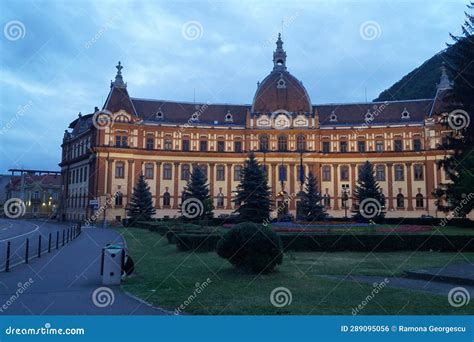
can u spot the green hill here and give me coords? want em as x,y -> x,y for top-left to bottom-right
374,45 -> 455,102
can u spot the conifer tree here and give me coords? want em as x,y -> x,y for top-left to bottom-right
436,3 -> 474,216
127,174 -> 156,224
352,161 -> 385,222
233,152 -> 272,223
181,165 -> 213,220
299,171 -> 325,221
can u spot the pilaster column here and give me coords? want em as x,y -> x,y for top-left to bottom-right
155,162 -> 161,209
426,159 -> 435,211
406,162 -> 413,211
289,163 -> 296,210
333,164 -> 339,210
127,160 -> 134,203
209,162 -> 215,198
271,163 -> 277,204
173,162 -> 180,209
226,163 -> 232,209
106,159 -> 113,195
386,163 -> 394,210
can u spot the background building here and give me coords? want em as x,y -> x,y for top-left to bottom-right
60,35 -> 456,223
4,169 -> 61,218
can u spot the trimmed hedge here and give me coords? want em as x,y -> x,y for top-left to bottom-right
170,232 -> 474,253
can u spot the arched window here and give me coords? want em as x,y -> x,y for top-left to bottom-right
114,192 -> 123,206
396,194 -> 405,209
296,134 -> 306,152
259,134 -> 269,152
163,192 -> 171,207
416,194 -> 424,208
278,135 -> 288,152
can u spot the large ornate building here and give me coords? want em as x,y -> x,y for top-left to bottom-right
60,35 -> 455,223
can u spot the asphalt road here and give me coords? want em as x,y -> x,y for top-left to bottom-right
0,219 -> 169,315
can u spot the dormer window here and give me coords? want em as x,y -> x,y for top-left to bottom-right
329,111 -> 337,122
191,112 -> 199,122
401,108 -> 410,119
365,110 -> 374,123
277,77 -> 286,89
225,110 -> 233,122
155,111 -> 164,120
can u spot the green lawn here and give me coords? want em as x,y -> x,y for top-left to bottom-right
119,227 -> 474,315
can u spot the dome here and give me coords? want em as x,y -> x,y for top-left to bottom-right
251,34 -> 312,113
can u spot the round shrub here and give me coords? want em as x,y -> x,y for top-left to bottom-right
216,222 -> 283,273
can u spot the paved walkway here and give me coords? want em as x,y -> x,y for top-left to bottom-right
0,223 -> 170,315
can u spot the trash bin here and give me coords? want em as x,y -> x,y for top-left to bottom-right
102,244 -> 124,285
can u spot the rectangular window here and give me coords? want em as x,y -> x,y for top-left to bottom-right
395,165 -> 404,181
394,139 -> 403,152
115,135 -> 128,147
200,140 -> 208,152
234,141 -> 242,153
413,138 -> 422,151
322,141 -> 330,153
340,141 -> 348,153
145,163 -> 154,179
164,138 -> 173,150
414,164 -> 424,181
216,165 -> 225,181
182,139 -> 190,152
234,165 -> 242,181
340,166 -> 349,181
181,164 -> 190,181
163,164 -> 172,180
217,141 -> 225,152
375,140 -> 384,152
115,162 -> 125,178
322,166 -> 331,181
357,141 -> 366,152
146,137 -> 154,150
375,165 -> 386,181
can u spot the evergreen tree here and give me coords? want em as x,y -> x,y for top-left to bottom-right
180,165 -> 213,220
352,161 -> 385,222
436,3 -> 474,216
233,152 -> 272,223
299,171 -> 325,221
127,174 -> 156,224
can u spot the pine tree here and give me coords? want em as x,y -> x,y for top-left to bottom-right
180,165 -> 213,220
233,152 -> 272,223
299,171 -> 325,221
436,3 -> 474,217
352,161 -> 385,222
127,174 -> 156,224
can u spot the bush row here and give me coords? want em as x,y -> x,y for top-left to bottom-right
169,232 -> 474,252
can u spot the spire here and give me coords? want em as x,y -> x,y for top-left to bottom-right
437,62 -> 453,90
111,61 -> 126,88
273,33 -> 287,71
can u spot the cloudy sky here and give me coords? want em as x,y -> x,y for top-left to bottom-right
0,0 -> 468,173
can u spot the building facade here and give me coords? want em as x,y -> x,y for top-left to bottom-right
60,35 -> 456,223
